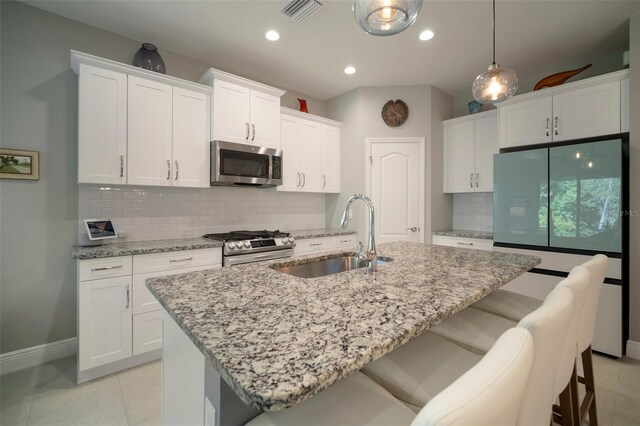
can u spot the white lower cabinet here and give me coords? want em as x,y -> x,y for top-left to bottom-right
294,234 -> 357,256
431,235 -> 494,251
78,247 -> 222,380
79,275 -> 132,371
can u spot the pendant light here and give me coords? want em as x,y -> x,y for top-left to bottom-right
353,0 -> 423,36
472,0 -> 518,103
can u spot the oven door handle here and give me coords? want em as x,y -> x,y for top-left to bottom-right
225,249 -> 294,267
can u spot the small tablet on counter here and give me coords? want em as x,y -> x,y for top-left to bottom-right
84,218 -> 118,241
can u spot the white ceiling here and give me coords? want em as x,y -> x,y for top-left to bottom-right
23,0 -> 640,100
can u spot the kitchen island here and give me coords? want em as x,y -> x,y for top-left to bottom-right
146,241 -> 540,425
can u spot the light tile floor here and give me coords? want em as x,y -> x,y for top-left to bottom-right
1,353 -> 639,426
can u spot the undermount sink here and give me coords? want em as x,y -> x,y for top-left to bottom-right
273,255 -> 393,279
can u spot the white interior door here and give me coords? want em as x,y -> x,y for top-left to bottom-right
367,138 -> 424,244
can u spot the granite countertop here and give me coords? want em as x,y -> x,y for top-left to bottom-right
71,237 -> 223,260
146,241 -> 539,412
287,228 -> 356,240
433,230 -> 494,240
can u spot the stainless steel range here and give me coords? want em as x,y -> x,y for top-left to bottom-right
203,230 -> 295,267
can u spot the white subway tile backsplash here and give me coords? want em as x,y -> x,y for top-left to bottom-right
79,185 -> 326,242
452,192 -> 494,232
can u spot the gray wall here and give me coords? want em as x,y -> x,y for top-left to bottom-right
324,85 -> 453,241
0,1 -> 324,354
628,15 -> 639,346
452,50 -> 628,117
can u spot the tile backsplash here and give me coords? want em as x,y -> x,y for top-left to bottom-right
79,185 -> 326,242
452,192 -> 493,232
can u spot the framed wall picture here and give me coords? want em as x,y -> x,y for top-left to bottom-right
0,149 -> 40,180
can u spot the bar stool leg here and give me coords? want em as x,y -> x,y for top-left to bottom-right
558,383 -> 575,426
570,364 -> 580,425
581,346 -> 598,426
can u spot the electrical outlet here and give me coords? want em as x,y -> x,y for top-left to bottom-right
348,209 -> 353,219
182,228 -> 194,237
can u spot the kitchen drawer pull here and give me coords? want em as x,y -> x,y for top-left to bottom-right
457,242 -> 474,246
175,161 -> 179,180
170,257 -> 194,263
310,243 -> 323,247
125,284 -> 130,309
91,264 -> 123,272
120,155 -> 124,178
251,124 -> 256,141
166,160 -> 171,180
245,122 -> 250,140
545,118 -> 550,137
554,117 -> 559,136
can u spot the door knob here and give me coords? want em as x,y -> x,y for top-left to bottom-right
408,226 -> 419,232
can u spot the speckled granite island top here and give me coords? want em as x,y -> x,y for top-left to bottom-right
146,242 -> 539,412
71,237 -> 223,260
287,228 -> 356,239
433,230 -> 494,239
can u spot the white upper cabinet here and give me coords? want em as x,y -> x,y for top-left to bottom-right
72,51 -> 212,188
211,80 -> 251,144
498,70 -> 628,148
551,80 -> 620,141
77,64 -> 128,185
498,97 -> 553,148
201,68 -> 285,150
443,110 -> 498,193
172,88 -> 210,188
277,108 -> 342,194
127,76 -> 174,186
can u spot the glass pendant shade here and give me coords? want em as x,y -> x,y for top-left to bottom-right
353,0 -> 423,36
472,63 -> 518,103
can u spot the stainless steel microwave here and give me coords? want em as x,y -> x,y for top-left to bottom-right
210,140 -> 282,187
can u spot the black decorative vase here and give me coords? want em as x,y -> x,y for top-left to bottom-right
132,43 -> 166,74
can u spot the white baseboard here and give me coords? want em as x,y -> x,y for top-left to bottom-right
627,340 -> 640,360
0,337 -> 78,375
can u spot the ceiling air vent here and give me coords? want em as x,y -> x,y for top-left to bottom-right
281,0 -> 324,22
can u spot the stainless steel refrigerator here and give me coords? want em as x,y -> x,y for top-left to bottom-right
493,134 -> 629,356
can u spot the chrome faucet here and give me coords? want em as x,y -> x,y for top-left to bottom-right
340,194 -> 377,270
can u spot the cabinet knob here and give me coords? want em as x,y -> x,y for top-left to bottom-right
408,226 -> 419,232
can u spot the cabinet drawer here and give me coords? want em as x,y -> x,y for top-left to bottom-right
133,264 -> 221,315
432,235 -> 493,251
133,310 -> 163,355
133,248 -> 221,274
334,235 -> 357,249
294,237 -> 335,255
79,256 -> 133,281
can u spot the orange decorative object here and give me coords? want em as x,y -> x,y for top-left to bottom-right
534,64 -> 592,91
297,98 -> 309,113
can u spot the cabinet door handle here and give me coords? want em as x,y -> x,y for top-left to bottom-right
302,173 -> 306,187
125,284 -> 130,309
554,117 -> 559,136
475,172 -> 479,188
340,239 -> 351,243
545,118 -> 550,137
251,124 -> 256,141
166,160 -> 171,180
310,243 -> 322,247
457,242 -> 474,246
245,122 -> 250,140
297,172 -> 301,187
170,257 -> 194,263
91,264 -> 123,272
322,174 -> 326,188
470,173 -> 473,188
175,161 -> 179,181
120,155 -> 124,178
408,226 -> 418,232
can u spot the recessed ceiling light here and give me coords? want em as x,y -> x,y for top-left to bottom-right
419,30 -> 434,41
344,66 -> 356,75
265,30 -> 280,41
